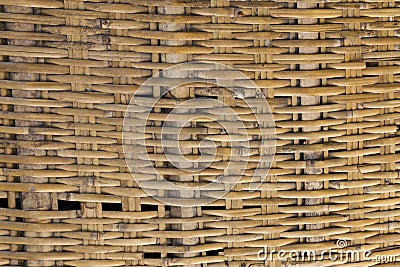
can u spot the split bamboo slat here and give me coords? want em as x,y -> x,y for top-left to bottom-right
0,0 -> 400,266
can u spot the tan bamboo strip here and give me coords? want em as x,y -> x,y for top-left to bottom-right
62,0 -> 104,265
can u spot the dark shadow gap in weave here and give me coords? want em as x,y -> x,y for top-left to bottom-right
57,200 -> 81,211
102,202 -> 123,211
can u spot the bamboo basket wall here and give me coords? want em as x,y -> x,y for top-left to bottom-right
0,0 -> 400,266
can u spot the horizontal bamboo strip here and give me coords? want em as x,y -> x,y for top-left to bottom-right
0,1 -> 399,266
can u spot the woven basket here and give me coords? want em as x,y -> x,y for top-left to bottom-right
0,0 -> 400,266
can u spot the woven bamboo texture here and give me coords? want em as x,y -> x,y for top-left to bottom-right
0,0 -> 400,266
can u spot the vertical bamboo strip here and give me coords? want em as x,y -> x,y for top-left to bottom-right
3,5 -> 53,267
0,5 -> 18,266
157,6 -> 200,265
297,2 -> 325,243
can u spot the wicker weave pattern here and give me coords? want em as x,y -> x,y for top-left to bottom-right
0,0 -> 400,266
